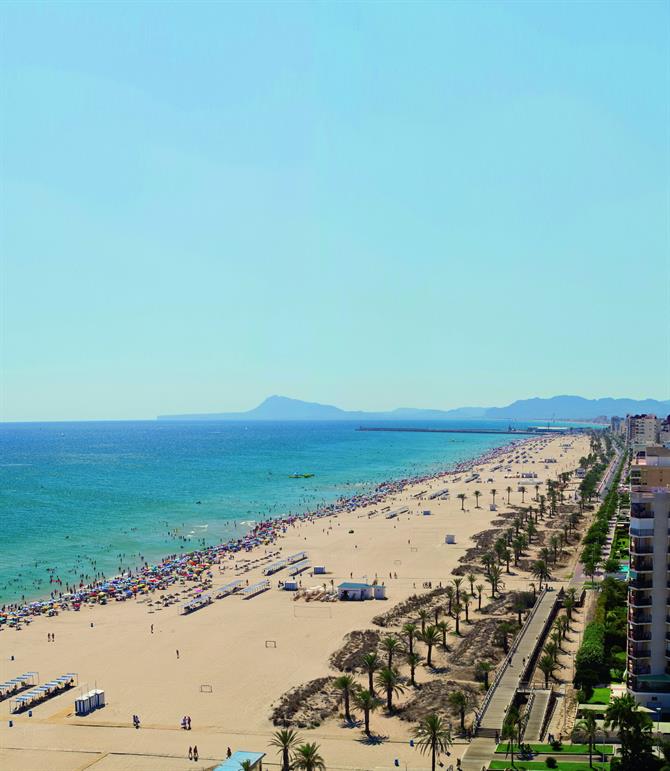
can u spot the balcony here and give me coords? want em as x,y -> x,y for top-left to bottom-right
631,527 -> 655,537
629,576 -> 653,590
631,558 -> 654,572
628,628 -> 652,641
629,675 -> 670,694
629,644 -> 652,658
630,612 -> 653,625
630,592 -> 652,607
631,504 -> 654,519
628,662 -> 652,676
631,541 -> 654,555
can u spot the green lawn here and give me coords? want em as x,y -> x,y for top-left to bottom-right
586,687 -> 611,705
495,744 -> 613,755
489,762 -> 609,771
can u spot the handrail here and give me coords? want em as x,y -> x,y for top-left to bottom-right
474,587 -> 550,732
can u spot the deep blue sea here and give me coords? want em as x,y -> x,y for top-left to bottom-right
0,419 -> 559,605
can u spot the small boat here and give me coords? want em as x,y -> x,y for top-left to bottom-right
288,473 -> 314,479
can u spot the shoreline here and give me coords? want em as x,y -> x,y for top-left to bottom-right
1,436 -> 529,624
0,431 -> 590,771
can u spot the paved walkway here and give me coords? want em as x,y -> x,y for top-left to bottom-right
524,689 -> 551,741
461,589 -> 560,770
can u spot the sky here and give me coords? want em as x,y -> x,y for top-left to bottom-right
1,1 -> 669,421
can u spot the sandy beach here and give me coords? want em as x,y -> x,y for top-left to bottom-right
0,432 -> 591,771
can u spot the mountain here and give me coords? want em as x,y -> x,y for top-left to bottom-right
485,395 -> 670,421
157,394 -> 670,422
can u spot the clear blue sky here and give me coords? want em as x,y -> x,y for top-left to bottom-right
1,1 -> 668,421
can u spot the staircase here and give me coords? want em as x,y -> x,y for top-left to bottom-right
523,689 -> 551,741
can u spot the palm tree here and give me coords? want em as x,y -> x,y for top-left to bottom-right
413,713 -> 452,771
526,520 -> 537,544
512,594 -> 527,627
475,583 -> 484,610
436,620 -> 451,648
475,660 -> 493,690
495,620 -> 517,654
538,653 -> 557,688
270,728 -> 302,771
376,667 -> 405,712
463,592 -> 472,622
433,605 -> 440,625
381,634 -> 403,669
531,559 -> 550,590
549,534 -> 560,564
448,690 -> 471,732
502,705 -> 522,763
406,651 -> 422,686
576,711 -> 598,767
361,651 -> 381,695
292,742 -> 326,771
418,608 -> 430,635
445,586 -> 454,616
402,622 -> 418,656
452,577 -> 463,604
512,535 -> 525,565
452,601 -> 463,635
334,674 -> 356,722
474,490 -> 481,508
457,493 -> 467,511
467,572 -> 477,596
519,485 -> 526,503
506,485 -> 512,504
490,488 -> 497,507
543,641 -> 558,663
241,762 -> 253,771
420,625 -> 441,666
353,688 -> 381,736
486,564 -> 504,598
534,483 -> 540,501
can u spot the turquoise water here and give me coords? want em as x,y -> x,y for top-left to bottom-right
0,419 -> 547,605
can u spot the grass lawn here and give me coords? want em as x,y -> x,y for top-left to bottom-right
495,744 -> 613,755
489,762 -> 609,771
586,687 -> 611,705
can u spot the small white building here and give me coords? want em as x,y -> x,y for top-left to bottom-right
337,582 -> 386,601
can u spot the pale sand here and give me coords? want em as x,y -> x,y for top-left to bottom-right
0,434 -> 590,771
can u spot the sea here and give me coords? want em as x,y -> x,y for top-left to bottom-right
0,419 -> 575,605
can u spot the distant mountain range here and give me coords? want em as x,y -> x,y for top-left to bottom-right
157,394 -> 670,422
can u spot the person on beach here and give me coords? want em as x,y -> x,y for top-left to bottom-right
188,746 -> 193,760
187,715 -> 192,730
176,649 -> 180,659
193,746 -> 199,762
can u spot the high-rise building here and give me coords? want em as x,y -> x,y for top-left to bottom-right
611,415 -> 626,435
660,416 -> 670,448
626,414 -> 661,450
627,446 -> 670,708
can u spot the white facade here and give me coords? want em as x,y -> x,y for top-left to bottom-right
627,450 -> 670,709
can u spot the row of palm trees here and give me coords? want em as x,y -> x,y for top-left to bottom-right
456,484 -> 533,511
270,711 -> 454,771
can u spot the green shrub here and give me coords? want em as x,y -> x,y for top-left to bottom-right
546,757 -> 558,769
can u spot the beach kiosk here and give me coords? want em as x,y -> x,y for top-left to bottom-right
213,750 -> 265,770
337,582 -> 373,601
445,534 -> 456,544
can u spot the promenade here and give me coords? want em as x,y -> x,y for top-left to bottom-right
462,588 -> 560,770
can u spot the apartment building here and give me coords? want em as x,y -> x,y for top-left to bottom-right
627,446 -> 670,708
626,414 -> 661,450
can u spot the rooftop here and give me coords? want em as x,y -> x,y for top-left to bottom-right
213,751 -> 265,770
